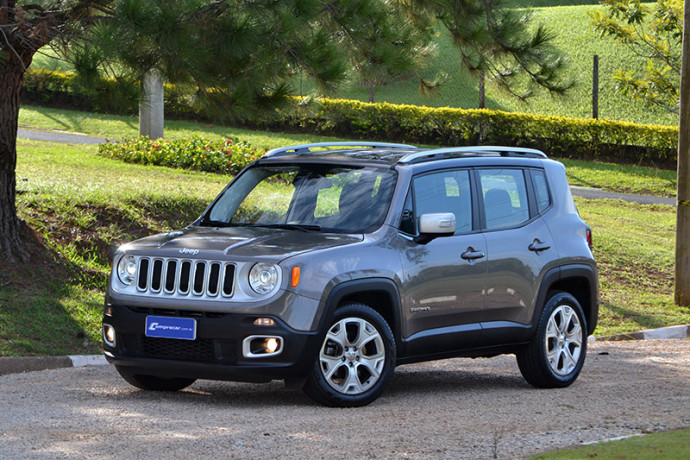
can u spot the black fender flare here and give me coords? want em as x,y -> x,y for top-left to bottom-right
318,278 -> 403,352
532,264 -> 599,336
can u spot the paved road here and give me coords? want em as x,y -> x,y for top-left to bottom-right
0,340 -> 688,459
571,186 -> 675,206
18,127 -> 107,145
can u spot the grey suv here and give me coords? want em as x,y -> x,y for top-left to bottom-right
103,142 -> 598,406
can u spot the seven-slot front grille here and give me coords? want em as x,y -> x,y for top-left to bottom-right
136,258 -> 235,298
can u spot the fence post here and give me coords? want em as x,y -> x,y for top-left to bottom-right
593,55 -> 599,120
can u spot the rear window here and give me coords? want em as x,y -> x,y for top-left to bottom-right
478,169 -> 530,230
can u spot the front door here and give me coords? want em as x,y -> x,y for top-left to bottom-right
399,169 -> 487,351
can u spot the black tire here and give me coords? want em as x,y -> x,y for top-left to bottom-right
303,303 -> 396,407
517,291 -> 588,388
116,366 -> 196,392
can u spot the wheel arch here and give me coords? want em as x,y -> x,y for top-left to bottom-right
319,278 -> 402,351
534,265 -> 599,336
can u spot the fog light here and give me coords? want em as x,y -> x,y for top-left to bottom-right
103,324 -> 116,347
242,335 -> 283,358
104,305 -> 113,316
265,337 -> 279,353
253,317 -> 276,327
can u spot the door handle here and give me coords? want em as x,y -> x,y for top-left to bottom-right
529,240 -> 551,252
461,248 -> 486,260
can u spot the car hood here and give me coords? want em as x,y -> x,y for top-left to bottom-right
119,226 -> 364,262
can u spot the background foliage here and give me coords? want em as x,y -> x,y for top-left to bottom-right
98,136 -> 261,175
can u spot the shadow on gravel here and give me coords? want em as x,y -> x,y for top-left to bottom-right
101,365 -> 527,408
107,381 -> 311,408
387,368 -> 527,398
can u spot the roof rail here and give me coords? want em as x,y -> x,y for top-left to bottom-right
399,146 -> 547,164
263,142 -> 417,158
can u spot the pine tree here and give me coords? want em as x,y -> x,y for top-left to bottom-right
321,0 -> 436,102
1,0 -> 350,260
401,0 -> 572,105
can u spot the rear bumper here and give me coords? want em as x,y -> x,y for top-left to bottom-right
103,304 -> 321,382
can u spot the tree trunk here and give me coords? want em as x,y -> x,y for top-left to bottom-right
0,64 -> 29,262
675,0 -> 690,305
139,70 -> 165,139
368,84 -> 375,103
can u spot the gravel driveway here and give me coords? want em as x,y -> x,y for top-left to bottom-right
1,340 -> 688,459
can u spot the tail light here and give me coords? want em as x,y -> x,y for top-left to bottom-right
586,228 -> 593,249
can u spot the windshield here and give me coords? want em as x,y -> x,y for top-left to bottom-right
202,164 -> 397,233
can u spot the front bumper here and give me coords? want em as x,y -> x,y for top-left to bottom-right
103,304 -> 321,382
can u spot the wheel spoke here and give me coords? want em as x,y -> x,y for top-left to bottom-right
352,319 -> 379,349
562,307 -> 575,332
546,316 -> 559,337
561,347 -> 577,373
342,365 -> 364,394
359,355 -> 384,380
322,358 -> 345,381
326,321 -> 347,348
565,324 -> 582,342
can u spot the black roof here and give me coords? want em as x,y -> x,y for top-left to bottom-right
259,142 -> 547,167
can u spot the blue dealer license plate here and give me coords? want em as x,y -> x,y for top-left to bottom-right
145,316 -> 197,341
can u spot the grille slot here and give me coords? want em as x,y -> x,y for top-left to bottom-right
223,265 -> 235,296
208,263 -> 220,295
135,258 -> 235,298
142,336 -> 216,362
165,260 -> 177,292
151,259 -> 163,291
193,263 -> 205,295
138,259 -> 149,290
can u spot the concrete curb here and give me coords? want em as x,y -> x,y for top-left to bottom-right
0,355 -> 107,377
1,325 -> 687,377
591,324 -> 690,342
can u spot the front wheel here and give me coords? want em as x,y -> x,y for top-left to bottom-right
517,291 -> 587,388
116,366 -> 196,392
303,303 -> 396,407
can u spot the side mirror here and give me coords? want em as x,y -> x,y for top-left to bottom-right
415,213 -> 455,243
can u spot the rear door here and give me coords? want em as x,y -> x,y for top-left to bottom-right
477,168 -> 559,331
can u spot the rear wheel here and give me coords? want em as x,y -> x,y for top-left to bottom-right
517,291 -> 587,388
303,303 -> 396,407
116,366 -> 196,392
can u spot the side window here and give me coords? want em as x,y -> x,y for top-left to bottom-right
479,169 -> 530,230
531,169 -> 551,213
412,169 -> 472,234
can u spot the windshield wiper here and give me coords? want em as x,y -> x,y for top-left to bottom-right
199,219 -> 321,232
249,223 -> 321,232
198,217 -> 232,227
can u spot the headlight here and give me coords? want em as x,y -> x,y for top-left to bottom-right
249,263 -> 280,295
117,255 -> 138,285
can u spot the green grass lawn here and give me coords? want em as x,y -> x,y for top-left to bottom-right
29,4 -> 679,127
577,197 -> 686,335
1,129 -> 688,356
530,428 -> 690,459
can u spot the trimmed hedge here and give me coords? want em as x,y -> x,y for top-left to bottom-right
98,136 -> 261,175
23,69 -> 679,168
264,98 -> 679,168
